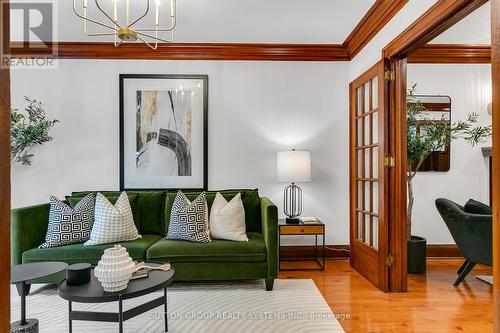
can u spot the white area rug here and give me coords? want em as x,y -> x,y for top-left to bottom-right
11,279 -> 344,333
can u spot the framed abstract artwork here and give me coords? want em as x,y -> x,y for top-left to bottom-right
119,74 -> 208,190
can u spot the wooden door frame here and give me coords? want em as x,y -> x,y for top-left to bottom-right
379,0 -> 496,295
0,0 -> 10,331
492,1 -> 500,332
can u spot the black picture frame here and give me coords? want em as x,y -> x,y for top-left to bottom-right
119,74 -> 208,191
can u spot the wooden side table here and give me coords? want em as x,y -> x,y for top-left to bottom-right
278,219 -> 325,271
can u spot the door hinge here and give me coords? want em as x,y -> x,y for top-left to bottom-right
384,68 -> 395,81
386,253 -> 394,269
384,155 -> 395,168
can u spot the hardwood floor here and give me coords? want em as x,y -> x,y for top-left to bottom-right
279,258 -> 492,332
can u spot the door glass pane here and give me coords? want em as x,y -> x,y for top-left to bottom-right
357,119 -> 362,146
357,181 -> 363,210
357,88 -> 362,116
364,181 -> 370,210
358,150 -> 363,177
373,217 -> 378,249
372,77 -> 378,109
373,181 -> 378,214
364,115 -> 370,145
364,82 -> 370,114
365,215 -> 371,244
373,147 -> 378,178
357,213 -> 363,240
364,149 -> 370,179
372,112 -> 378,144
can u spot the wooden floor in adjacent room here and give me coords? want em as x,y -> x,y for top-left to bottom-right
279,259 -> 492,333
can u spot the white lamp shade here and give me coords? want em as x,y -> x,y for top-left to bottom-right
277,150 -> 312,183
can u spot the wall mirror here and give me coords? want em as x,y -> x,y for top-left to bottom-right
409,95 -> 452,172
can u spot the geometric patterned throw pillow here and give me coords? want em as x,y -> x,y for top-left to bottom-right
167,191 -> 211,243
39,194 -> 95,248
84,192 -> 141,246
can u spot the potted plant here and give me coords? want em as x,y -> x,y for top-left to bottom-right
11,97 -> 59,166
406,84 -> 491,274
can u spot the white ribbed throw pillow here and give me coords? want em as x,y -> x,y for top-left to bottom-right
84,192 -> 141,246
209,192 -> 248,242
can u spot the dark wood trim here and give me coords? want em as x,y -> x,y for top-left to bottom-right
408,44 -> 491,63
279,244 -> 462,259
387,58 -> 408,292
491,0 -> 500,331
343,0 -> 408,59
426,244 -> 462,258
9,42 -> 349,61
383,0 -> 489,59
381,0 -> 489,294
0,0 -> 10,331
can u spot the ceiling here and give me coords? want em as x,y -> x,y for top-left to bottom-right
13,0 -> 377,43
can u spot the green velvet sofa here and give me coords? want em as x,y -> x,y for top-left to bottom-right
11,189 -> 279,290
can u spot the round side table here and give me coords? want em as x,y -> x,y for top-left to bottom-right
11,262 -> 68,333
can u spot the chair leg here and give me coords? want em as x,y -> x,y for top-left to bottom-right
457,260 -> 470,275
454,261 -> 476,286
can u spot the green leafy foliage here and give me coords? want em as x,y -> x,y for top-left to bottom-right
10,97 -> 59,166
406,83 -> 491,239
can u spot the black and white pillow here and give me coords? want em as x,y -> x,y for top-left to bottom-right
84,192 -> 141,246
167,191 -> 211,243
40,194 -> 95,248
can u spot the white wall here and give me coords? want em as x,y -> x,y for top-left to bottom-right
10,59 -> 350,245
407,64 -> 492,244
430,2 -> 490,44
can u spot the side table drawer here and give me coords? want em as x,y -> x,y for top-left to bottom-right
280,225 -> 324,235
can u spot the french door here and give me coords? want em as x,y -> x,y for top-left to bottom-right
349,61 -> 389,291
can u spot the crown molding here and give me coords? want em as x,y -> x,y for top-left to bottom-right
9,42 -> 350,61
408,44 -> 491,63
343,0 -> 408,59
383,0 -> 489,59
8,0 -> 410,62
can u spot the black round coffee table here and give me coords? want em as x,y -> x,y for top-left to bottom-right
58,263 -> 175,333
11,261 -> 68,333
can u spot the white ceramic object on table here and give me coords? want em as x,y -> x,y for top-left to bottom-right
94,244 -> 136,292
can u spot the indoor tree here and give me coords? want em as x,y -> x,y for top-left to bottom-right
406,84 -> 491,240
11,97 -> 59,166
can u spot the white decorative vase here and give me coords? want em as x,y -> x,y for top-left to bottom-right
94,245 -> 136,292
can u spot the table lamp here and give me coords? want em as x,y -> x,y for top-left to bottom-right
277,149 -> 312,224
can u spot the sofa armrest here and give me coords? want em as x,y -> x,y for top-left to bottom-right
260,197 -> 278,278
11,203 -> 50,264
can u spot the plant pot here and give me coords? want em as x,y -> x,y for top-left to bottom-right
407,235 -> 427,274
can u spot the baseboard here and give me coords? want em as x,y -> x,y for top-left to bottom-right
279,244 -> 462,259
426,244 -> 462,258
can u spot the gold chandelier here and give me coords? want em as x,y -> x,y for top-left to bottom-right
72,0 -> 177,49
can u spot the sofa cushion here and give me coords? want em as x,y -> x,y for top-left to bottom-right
22,235 -> 161,265
167,191 -> 211,243
40,194 -> 95,248
464,199 -> 492,215
165,189 -> 261,233
146,232 -> 266,262
85,192 -> 141,246
70,191 -> 167,235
